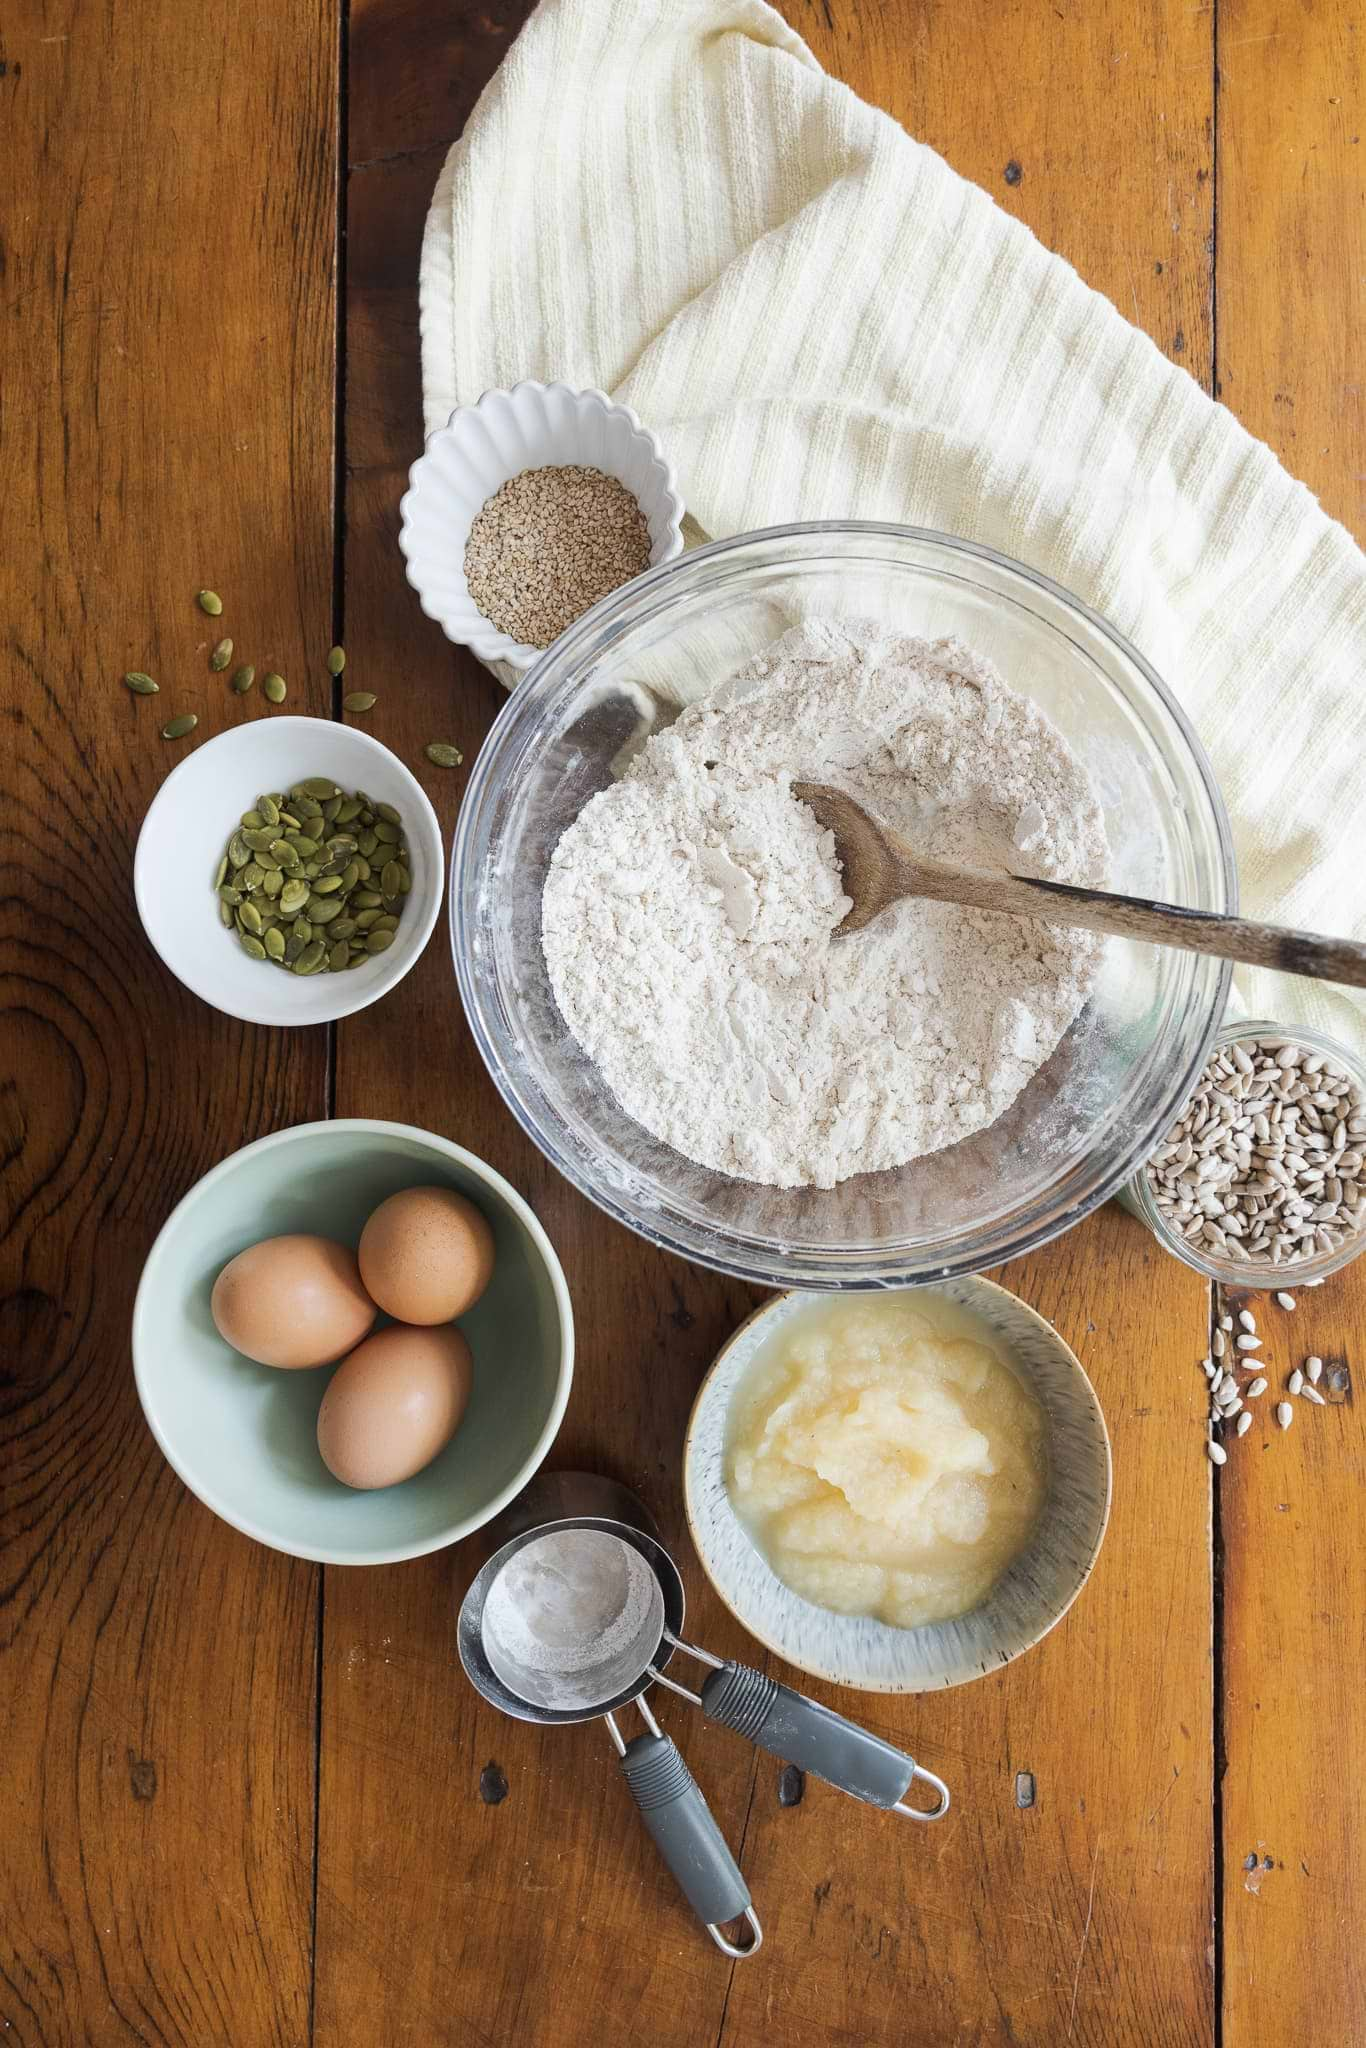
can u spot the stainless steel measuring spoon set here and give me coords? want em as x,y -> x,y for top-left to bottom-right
457,1474 -> 950,1958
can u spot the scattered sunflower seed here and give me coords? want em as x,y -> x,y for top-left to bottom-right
343,692 -> 377,714
1306,1354 -> 1323,1382
1276,1402 -> 1293,1429
1212,1329 -> 1226,1358
424,741 -> 463,768
1236,1412 -> 1252,1437
327,645 -> 346,676
1238,1309 -> 1256,1333
263,673 -> 287,703
1246,1377 -> 1268,1399
161,713 -> 198,740
1236,1334 -> 1262,1352
124,671 -> 160,695
1207,1441 -> 1227,1466
209,638 -> 234,672
1219,1315 -> 1233,1332
1276,1291 -> 1296,1310
197,590 -> 223,616
1301,1384 -> 1327,1405
1288,1369 -> 1304,1396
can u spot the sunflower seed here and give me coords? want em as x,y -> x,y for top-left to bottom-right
424,741 -> 463,768
1288,1369 -> 1303,1395
124,671 -> 160,695
1246,1377 -> 1268,1398
1237,1308 -> 1256,1332
231,665 -> 256,694
1301,1384 -> 1327,1405
210,637 -> 234,672
1219,1314 -> 1233,1330
1236,1334 -> 1262,1351
1304,1354 -> 1322,1383
1276,1291 -> 1296,1310
1212,1329 -> 1226,1358
343,691 -> 377,713
161,713 -> 198,739
197,590 -> 223,615
1207,1441 -> 1227,1466
1276,1401 -> 1293,1429
1236,1412 -> 1252,1436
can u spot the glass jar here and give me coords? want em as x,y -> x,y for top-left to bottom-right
1126,1016 -> 1366,1288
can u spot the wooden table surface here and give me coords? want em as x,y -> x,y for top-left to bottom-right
3,0 -> 1363,2041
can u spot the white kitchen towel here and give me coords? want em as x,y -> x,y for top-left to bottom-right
420,0 -> 1366,1051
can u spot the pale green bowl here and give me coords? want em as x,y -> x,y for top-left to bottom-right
132,1120 -> 574,1564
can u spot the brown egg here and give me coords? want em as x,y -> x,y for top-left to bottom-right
210,1234 -> 377,1369
316,1324 -> 473,1490
358,1185 -> 495,1326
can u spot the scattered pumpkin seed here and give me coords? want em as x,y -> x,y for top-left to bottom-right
197,590 -> 223,616
161,713 -> 198,740
210,638 -> 234,672
124,671 -> 160,695
424,742 -> 463,768
232,666 -> 255,695
262,673 -> 287,703
327,645 -> 346,676
343,692 -> 377,714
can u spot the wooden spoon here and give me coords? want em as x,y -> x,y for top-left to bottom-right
792,781 -> 1366,990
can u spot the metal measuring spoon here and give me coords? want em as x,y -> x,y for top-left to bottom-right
461,1526 -> 761,1959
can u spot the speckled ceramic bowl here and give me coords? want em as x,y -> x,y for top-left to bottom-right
683,1277 -> 1111,1693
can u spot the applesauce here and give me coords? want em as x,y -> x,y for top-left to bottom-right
725,1295 -> 1047,1629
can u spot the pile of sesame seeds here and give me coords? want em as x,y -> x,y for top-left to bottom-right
1202,1291 -> 1338,1464
463,463 -> 652,650
1146,1034 -> 1366,1271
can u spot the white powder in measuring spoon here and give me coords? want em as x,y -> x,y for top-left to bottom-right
541,620 -> 1110,1189
481,1529 -> 660,1711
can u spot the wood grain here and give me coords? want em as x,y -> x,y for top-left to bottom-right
0,0 -> 338,2039
1216,3 -> 1366,2039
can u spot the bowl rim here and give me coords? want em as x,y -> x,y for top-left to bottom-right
451,518 -> 1237,1287
681,1276 -> 1114,1692
397,378 -> 687,670
133,718 -> 445,1027
131,1118 -> 575,1565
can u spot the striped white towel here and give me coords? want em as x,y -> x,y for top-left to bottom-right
420,0 -> 1366,1051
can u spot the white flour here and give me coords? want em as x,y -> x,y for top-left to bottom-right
541,621 -> 1109,1190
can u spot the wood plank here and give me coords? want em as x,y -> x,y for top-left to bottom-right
715,5 -> 1218,2043
1215,5 -> 1366,2039
317,11 -> 761,2044
0,0 -> 337,2037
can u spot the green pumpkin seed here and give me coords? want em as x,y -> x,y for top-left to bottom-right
262,673 -> 286,703
124,671 -> 160,695
277,810 -> 301,831
231,665 -> 256,695
394,864 -> 411,895
226,832 -> 248,869
343,691 -> 377,714
219,898 -> 234,927
197,590 -> 223,616
340,861 -> 360,894
287,835 -> 319,859
380,860 -> 404,899
329,917 -> 358,940
356,829 -> 378,858
346,951 -> 369,969
308,897 -> 343,925
294,939 -> 327,975
328,940 -> 351,972
292,917 -> 313,943
353,908 -> 382,930
243,828 -> 276,852
294,778 -> 339,800
239,932 -> 267,961
161,713 -> 198,740
262,868 -> 283,899
255,847 -> 281,872
373,820 -> 400,844
279,879 -> 309,917
312,875 -> 343,895
284,935 -> 305,963
210,638 -> 234,672
327,646 -> 346,676
321,800 -> 342,830
371,802 -> 398,826
352,891 -> 383,910
335,798 -> 363,824
218,884 -> 243,907
365,928 -> 395,955
304,861 -> 320,879
371,914 -> 399,934
424,742 -> 463,769
256,794 -> 279,827
264,926 -> 286,961
213,854 -> 228,890
269,840 -> 299,870
238,901 -> 263,936
241,862 -> 264,893
241,809 -> 264,831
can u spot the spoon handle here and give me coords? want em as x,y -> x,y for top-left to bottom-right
898,852 -> 1366,990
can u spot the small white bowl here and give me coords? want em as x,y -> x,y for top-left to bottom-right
398,381 -> 685,672
684,1278 -> 1112,1694
134,718 -> 443,1026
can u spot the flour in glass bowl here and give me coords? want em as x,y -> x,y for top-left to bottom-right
541,620 -> 1110,1190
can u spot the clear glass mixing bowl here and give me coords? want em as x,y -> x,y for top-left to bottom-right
451,523 -> 1236,1288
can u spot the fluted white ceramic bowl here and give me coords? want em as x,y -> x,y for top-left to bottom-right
683,1278 -> 1112,1693
398,381 -> 686,672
